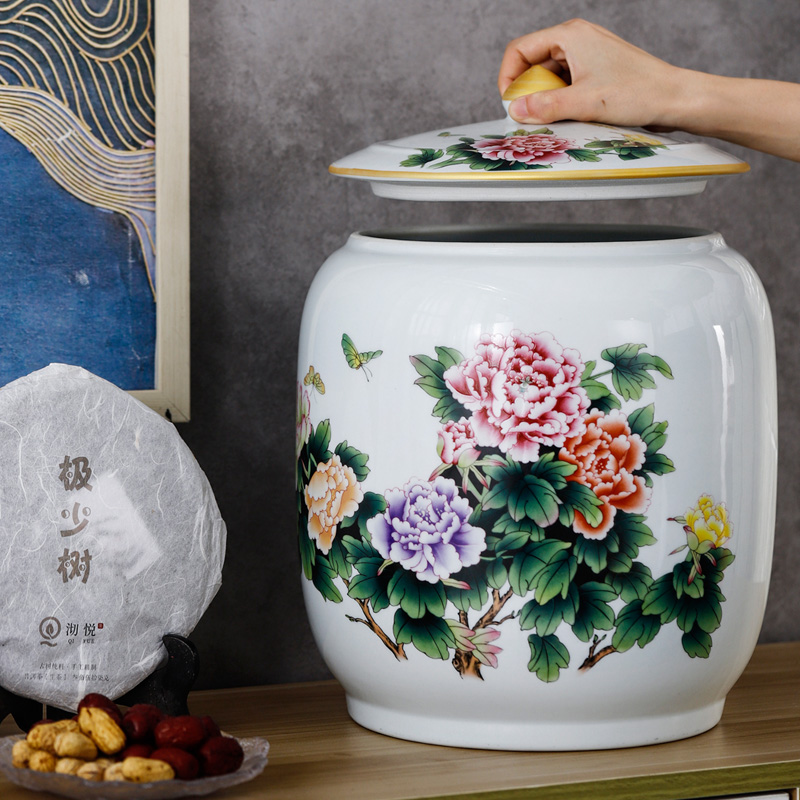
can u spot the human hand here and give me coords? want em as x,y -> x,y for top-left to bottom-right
498,18 -> 686,130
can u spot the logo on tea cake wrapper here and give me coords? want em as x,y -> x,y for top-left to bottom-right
39,616 -> 61,646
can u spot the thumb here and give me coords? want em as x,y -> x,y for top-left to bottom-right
508,87 -> 583,124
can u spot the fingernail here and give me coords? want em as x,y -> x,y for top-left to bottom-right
508,97 -> 530,120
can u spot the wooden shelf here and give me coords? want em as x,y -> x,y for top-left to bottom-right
2,642 -> 800,799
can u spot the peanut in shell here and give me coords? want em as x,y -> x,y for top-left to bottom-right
28,750 -> 57,772
54,730 -> 98,760
121,756 -> 175,782
78,706 -> 126,754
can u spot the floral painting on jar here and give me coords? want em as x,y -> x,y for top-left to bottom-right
296,330 -> 735,682
399,129 -> 669,172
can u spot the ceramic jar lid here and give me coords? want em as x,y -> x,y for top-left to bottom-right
329,65 -> 748,201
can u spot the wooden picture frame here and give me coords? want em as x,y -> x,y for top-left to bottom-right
0,0 -> 190,421
131,0 -> 191,421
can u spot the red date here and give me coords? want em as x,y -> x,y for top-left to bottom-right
153,715 -> 207,751
121,743 -> 153,759
150,746 -> 200,780
198,736 -> 244,777
121,704 -> 164,743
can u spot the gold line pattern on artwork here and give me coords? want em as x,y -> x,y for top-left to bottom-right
0,84 -> 156,295
0,0 -> 155,150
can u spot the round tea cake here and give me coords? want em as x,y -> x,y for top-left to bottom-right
0,364 -> 226,710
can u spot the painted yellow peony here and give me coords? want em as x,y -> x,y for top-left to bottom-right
304,454 -> 363,554
685,495 -> 732,549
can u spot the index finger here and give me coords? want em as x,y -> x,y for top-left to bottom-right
497,28 -> 568,94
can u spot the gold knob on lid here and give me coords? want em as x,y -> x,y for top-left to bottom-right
502,64 -> 568,101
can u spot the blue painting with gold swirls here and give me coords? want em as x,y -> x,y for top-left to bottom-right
0,0 -> 156,389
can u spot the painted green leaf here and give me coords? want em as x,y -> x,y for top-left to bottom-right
572,581 -> 617,642
642,452 -> 676,477
618,147 -> 657,160
557,481 -> 605,529
312,560 -> 342,603
334,440 -> 370,483
580,360 -> 621,411
387,570 -> 447,619
673,560 -> 705,599
444,564 -> 488,612
682,626 -> 712,658
326,537 -> 352,580
694,586 -> 724,633
601,344 -> 674,401
481,458 -> 564,526
307,419 -> 332,463
612,599 -> 661,653
409,350 -> 470,422
354,491 -> 387,541
346,555 -> 392,614
534,551 -> 577,605
400,148 -> 444,167
606,550 -> 633,573
614,513 -> 657,560
409,354 -> 446,396
431,394 -> 470,423
641,573 -> 680,624
704,547 -> 735,582
434,345 -> 465,370
519,583 -> 579,636
298,526 -> 316,580
573,528 -> 620,573
676,600 -> 698,633
486,557 -> 509,590
592,392 -> 623,413
627,403 -> 655,434
508,540 -> 571,597
527,633 -> 570,682
565,148 -> 602,162
483,461 -> 563,527
393,610 -> 456,660
493,514 -> 546,553
529,452 -> 576,490
341,533 -> 380,562
605,561 -> 653,602
508,475 -> 561,526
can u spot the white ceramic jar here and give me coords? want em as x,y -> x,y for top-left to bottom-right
296,223 -> 777,750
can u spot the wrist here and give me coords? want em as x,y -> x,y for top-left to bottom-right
652,66 -> 717,134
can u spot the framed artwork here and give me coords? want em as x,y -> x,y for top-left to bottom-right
0,0 -> 190,421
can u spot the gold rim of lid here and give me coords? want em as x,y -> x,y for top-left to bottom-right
501,64 -> 568,101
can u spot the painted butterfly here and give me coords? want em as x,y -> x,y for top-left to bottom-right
303,365 -> 325,395
341,333 -> 382,381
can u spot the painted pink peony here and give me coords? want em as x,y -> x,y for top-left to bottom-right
437,418 -> 480,466
559,409 -> 651,539
472,134 -> 575,166
443,331 -> 589,463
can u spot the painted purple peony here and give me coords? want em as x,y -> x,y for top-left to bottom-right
367,476 -> 486,584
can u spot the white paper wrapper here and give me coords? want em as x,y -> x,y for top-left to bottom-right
0,364 -> 226,710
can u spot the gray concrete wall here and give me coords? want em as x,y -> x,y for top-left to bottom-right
184,0 -> 800,688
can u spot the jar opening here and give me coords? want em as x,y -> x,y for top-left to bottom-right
358,223 -> 713,245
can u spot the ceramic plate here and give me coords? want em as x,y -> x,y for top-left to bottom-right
0,734 -> 269,798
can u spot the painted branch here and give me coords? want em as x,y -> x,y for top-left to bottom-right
452,648 -> 484,679
475,587 -> 515,630
343,580 -> 406,660
578,644 -> 617,671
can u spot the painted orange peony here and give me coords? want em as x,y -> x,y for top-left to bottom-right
304,454 -> 363,554
559,409 -> 651,539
